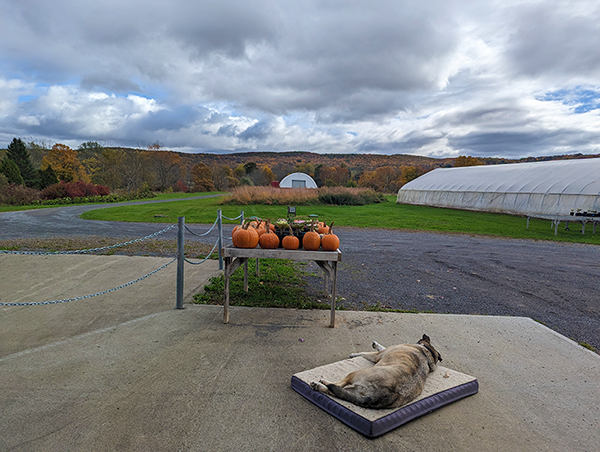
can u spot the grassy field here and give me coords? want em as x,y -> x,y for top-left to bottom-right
0,192 -> 223,213
195,258 -> 331,309
78,194 -> 600,245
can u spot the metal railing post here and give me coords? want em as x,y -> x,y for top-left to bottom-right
176,216 -> 185,309
217,210 -> 224,270
240,210 -> 244,225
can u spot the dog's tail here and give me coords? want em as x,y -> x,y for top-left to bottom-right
325,384 -> 396,409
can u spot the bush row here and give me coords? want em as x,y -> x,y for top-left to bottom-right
222,186 -> 386,206
0,181 -> 156,206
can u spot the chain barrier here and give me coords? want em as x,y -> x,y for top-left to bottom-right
222,213 -> 243,221
0,258 -> 176,306
184,237 -> 219,265
3,210 -> 243,308
0,224 -> 177,255
184,217 -> 218,237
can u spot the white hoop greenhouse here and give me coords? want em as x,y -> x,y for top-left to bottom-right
279,172 -> 318,189
397,158 -> 600,216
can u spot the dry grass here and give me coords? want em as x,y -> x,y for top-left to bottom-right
0,236 -> 213,258
222,186 -> 383,205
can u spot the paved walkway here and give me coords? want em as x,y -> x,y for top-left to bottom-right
1,255 -> 599,451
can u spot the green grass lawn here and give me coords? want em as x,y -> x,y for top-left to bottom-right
0,191 -> 224,213
78,194 -> 600,245
195,258 -> 330,309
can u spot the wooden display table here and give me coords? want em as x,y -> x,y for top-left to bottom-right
222,247 -> 342,327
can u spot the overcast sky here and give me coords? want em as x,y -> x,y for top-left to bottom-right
1,0 -> 599,158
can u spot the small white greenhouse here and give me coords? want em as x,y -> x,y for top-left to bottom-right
397,158 -> 600,216
279,172 -> 318,189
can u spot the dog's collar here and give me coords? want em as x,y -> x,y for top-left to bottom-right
420,342 -> 440,362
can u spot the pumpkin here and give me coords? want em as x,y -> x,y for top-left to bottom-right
303,220 -> 321,251
282,225 -> 300,250
232,221 -> 259,248
317,222 -> 330,234
259,220 -> 280,249
255,220 -> 268,237
321,222 -> 340,251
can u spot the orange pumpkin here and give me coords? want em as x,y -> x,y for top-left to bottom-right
303,220 -> 321,251
232,222 -> 259,248
259,220 -> 280,249
321,222 -> 340,251
317,222 -> 330,234
282,225 -> 300,250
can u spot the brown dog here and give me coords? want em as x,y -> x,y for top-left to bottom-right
310,335 -> 442,409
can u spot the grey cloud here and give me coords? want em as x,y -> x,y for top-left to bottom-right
238,120 -> 272,141
505,4 -> 600,79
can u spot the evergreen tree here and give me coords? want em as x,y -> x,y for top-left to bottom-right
7,138 -> 38,187
38,165 -> 59,189
0,158 -> 24,185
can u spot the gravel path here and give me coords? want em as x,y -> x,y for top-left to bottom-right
305,227 -> 600,352
2,203 -> 599,352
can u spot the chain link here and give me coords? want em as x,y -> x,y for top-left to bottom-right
184,237 -> 219,265
222,213 -> 243,221
0,224 -> 177,256
0,258 -> 176,307
184,217 -> 218,237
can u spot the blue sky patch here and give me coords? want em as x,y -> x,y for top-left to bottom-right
539,86 -> 600,114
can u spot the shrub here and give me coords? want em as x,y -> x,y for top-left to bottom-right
96,185 -> 110,196
0,183 -> 40,205
222,186 -> 386,206
173,180 -> 188,193
41,181 -> 67,200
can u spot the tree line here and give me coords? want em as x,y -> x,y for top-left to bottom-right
6,137 -> 590,202
0,139 -> 453,197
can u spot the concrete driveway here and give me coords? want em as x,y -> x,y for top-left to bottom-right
1,254 -> 599,451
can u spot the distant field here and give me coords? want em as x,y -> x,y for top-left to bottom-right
79,194 -> 600,245
0,192 -> 222,212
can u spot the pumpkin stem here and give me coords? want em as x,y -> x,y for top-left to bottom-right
328,221 -> 334,234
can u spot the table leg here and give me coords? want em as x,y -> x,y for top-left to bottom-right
224,256 -> 231,324
244,260 -> 249,292
330,260 -> 338,328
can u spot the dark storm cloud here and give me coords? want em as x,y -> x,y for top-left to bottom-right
1,0 -> 600,157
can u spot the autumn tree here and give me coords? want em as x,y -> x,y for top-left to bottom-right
86,148 -> 127,190
212,164 -> 238,190
454,155 -> 483,167
121,151 -> 154,193
316,165 -> 351,186
399,166 -> 419,185
358,166 -> 404,193
41,144 -> 90,182
6,138 -> 38,187
260,165 -> 276,185
145,150 -> 182,191
190,162 -> 216,192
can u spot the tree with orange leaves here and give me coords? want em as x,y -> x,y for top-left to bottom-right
41,144 -> 90,183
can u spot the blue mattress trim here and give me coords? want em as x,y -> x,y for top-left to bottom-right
291,376 -> 479,438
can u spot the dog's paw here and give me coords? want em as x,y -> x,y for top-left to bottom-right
372,341 -> 385,351
349,352 -> 362,358
310,381 -> 328,392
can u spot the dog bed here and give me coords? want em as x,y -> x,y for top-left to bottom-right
291,356 -> 478,438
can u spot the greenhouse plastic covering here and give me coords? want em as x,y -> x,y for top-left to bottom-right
397,158 -> 600,216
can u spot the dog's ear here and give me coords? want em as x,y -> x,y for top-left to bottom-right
421,334 -> 430,343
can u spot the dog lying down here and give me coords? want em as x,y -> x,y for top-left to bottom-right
310,335 -> 442,409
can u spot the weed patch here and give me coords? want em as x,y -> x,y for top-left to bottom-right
195,259 -> 329,309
